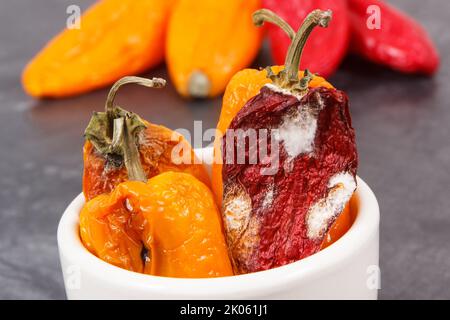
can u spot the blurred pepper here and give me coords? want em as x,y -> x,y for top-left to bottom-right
348,0 -> 439,75
262,0 -> 350,78
83,76 -> 210,200
215,10 -> 358,273
166,0 -> 263,98
22,0 -> 175,98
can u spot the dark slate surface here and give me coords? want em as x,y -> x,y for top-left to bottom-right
0,0 -> 449,299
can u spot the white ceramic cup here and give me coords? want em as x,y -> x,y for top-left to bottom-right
57,147 -> 380,300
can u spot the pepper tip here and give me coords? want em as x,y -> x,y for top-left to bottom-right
188,71 -> 211,98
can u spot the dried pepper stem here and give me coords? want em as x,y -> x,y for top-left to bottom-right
285,10 -> 332,81
106,76 -> 165,181
85,76 -> 166,182
105,76 -> 166,138
253,9 -> 332,95
252,9 -> 295,40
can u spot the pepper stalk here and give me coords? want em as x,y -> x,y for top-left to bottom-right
253,9 -> 295,40
253,9 -> 332,96
84,76 -> 166,182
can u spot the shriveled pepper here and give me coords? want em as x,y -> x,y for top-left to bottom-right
80,147 -> 232,277
348,0 -> 439,75
215,9 -> 358,274
262,0 -> 350,78
212,10 -> 348,254
80,77 -> 232,277
166,0 -> 263,98
22,0 -> 175,98
83,76 -> 210,201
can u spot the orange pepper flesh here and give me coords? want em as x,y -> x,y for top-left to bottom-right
212,66 -> 353,248
80,172 -> 233,278
22,0 -> 174,98
166,0 -> 263,98
320,202 -> 353,249
83,120 -> 210,201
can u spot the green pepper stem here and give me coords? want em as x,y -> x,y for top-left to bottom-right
285,9 -> 332,81
252,9 -> 295,40
253,9 -> 332,95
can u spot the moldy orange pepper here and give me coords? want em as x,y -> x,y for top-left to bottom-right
80,76 -> 232,277
166,0 -> 263,98
348,0 -> 439,75
211,10 -> 355,270
23,0 -> 175,98
83,76 -> 210,201
80,172 -> 233,278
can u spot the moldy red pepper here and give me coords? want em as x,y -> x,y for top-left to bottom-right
221,9 -> 358,274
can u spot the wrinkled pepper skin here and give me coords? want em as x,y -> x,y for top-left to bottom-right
212,67 -> 351,255
221,86 -> 358,273
83,120 -> 210,201
166,0 -> 263,98
22,0 -> 174,98
262,0 -> 350,78
348,0 -> 439,75
212,66 -> 332,208
80,172 -> 233,278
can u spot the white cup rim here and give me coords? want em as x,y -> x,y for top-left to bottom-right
57,148 -> 379,298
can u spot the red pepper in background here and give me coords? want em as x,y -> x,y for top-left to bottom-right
262,0 -> 350,78
348,0 -> 439,75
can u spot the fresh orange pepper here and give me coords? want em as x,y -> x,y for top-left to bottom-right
22,0 -> 174,98
80,172 -> 233,278
166,0 -> 263,98
212,10 -> 351,249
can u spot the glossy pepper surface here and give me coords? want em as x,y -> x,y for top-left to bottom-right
83,76 -> 210,201
166,0 -> 263,98
348,0 -> 439,75
23,0 -> 175,98
216,10 -> 358,273
262,0 -> 350,77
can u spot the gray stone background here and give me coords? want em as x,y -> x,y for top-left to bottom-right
0,0 -> 449,299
